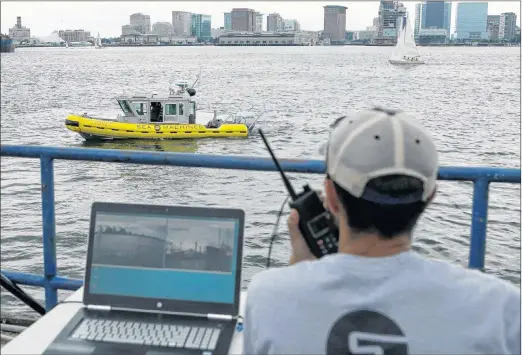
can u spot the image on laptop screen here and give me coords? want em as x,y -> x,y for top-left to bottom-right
88,211 -> 239,304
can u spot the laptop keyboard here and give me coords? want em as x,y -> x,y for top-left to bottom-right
70,318 -> 222,350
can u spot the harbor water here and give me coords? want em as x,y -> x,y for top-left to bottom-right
0,46 -> 520,317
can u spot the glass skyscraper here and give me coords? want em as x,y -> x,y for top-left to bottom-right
421,1 -> 451,38
191,14 -> 212,42
224,13 -> 232,31
455,2 -> 488,40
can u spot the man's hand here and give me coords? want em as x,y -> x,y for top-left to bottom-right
287,209 -> 316,265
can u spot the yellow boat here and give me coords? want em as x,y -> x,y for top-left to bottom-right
65,82 -> 258,141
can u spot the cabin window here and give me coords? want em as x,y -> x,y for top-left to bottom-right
133,102 -> 147,115
179,103 -> 184,115
118,100 -> 131,113
165,104 -> 177,115
191,102 -> 196,115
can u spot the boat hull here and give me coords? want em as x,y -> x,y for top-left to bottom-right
0,38 -> 15,53
65,115 -> 249,140
389,59 -> 425,65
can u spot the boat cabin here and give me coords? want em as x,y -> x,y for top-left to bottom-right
115,82 -> 197,124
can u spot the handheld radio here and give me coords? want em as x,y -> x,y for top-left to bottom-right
258,130 -> 339,258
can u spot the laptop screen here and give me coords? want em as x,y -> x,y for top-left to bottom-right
88,210 -> 239,304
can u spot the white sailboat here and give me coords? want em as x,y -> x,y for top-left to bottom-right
95,33 -> 104,49
389,13 -> 424,65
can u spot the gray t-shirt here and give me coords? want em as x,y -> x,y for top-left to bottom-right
243,251 -> 520,355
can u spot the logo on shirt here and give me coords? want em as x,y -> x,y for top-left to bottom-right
326,309 -> 408,355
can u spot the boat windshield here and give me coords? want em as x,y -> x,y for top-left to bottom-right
117,100 -> 132,114
133,102 -> 147,116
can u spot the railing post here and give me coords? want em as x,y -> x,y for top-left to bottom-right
40,156 -> 57,310
468,178 -> 489,271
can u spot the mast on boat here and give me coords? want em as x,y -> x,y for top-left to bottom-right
389,12 -> 424,65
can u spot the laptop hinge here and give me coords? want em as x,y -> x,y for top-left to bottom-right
86,304 -> 111,311
207,313 -> 234,321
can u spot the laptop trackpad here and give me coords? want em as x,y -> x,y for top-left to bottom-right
146,350 -> 193,355
43,341 -> 95,355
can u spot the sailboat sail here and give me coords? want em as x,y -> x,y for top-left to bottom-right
390,14 -> 423,63
96,33 -> 102,47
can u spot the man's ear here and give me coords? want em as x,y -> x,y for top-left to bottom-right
324,179 -> 342,216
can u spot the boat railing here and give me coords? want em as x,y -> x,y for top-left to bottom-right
0,144 -> 520,312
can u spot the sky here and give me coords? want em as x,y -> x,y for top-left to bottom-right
1,1 -> 520,38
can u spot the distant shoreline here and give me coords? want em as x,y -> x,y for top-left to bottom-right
14,43 -> 520,49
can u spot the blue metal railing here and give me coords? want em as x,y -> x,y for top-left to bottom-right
1,144 -> 520,311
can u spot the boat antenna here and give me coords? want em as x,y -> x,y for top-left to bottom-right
190,68 -> 202,89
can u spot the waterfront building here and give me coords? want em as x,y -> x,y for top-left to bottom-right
283,19 -> 301,32
421,1 -> 451,39
218,32 -> 316,46
487,15 -> 500,41
211,28 -> 227,39
415,3 -> 422,36
418,28 -> 448,44
255,12 -> 263,32
499,12 -> 517,41
172,11 -> 192,37
191,14 -> 212,42
455,2 -> 488,40
323,5 -> 347,43
58,29 -> 91,42
231,8 -> 256,32
267,13 -> 283,32
121,25 -> 135,35
354,30 -> 377,41
130,13 -> 151,34
120,33 -> 196,45
8,17 -> 31,44
224,13 -> 232,30
152,22 -> 174,37
375,1 -> 405,45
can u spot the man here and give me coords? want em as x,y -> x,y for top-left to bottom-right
243,108 -> 520,355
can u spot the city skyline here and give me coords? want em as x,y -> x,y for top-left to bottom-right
1,1 -> 520,38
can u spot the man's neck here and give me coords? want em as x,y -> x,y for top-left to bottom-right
337,229 -> 411,257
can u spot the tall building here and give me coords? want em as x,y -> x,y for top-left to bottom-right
487,15 -> 500,41
267,13 -> 283,32
455,2 -> 488,40
224,12 -> 232,30
420,1 -> 451,38
8,16 -> 31,44
323,5 -> 347,42
414,3 -> 422,36
376,1 -> 405,44
121,25 -> 135,35
191,14 -> 211,41
130,13 -> 151,34
255,12 -> 264,32
172,11 -> 192,37
231,8 -> 256,32
152,22 -> 174,37
442,2 -> 452,37
499,12 -> 517,41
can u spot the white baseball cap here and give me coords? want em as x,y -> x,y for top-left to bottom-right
320,107 -> 439,204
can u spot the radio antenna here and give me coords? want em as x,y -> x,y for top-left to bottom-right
258,129 -> 298,200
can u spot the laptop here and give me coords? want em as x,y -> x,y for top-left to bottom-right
44,202 -> 245,355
